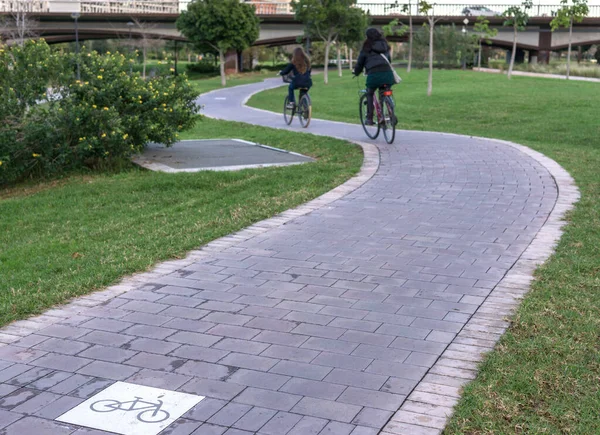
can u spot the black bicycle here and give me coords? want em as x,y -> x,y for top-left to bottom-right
281,73 -> 312,128
357,81 -> 397,144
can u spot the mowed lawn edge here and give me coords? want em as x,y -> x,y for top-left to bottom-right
249,70 -> 600,434
0,76 -> 364,327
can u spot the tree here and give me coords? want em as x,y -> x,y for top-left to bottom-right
292,0 -> 366,84
473,16 -> 498,69
551,0 -> 589,80
419,1 -> 440,96
502,0 -> 533,79
0,1 -> 38,45
177,0 -> 259,86
337,7 -> 369,77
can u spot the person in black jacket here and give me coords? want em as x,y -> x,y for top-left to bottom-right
353,28 -> 395,125
279,47 -> 313,109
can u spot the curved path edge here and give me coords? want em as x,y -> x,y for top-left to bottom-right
236,83 -> 581,434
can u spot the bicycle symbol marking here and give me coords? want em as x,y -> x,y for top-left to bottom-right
90,394 -> 171,423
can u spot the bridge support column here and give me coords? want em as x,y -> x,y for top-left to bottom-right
537,25 -> 552,64
224,49 -> 238,74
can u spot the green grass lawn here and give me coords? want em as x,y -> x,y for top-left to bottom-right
250,70 -> 600,434
0,76 -> 362,326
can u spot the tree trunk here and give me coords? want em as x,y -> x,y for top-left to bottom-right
337,44 -> 342,77
345,44 -> 349,70
174,41 -> 179,76
407,15 -> 413,73
219,49 -> 226,87
349,48 -> 353,70
508,24 -> 517,79
188,52 -> 191,62
478,39 -> 482,69
427,19 -> 434,96
324,41 -> 331,84
566,19 -> 572,80
142,44 -> 147,80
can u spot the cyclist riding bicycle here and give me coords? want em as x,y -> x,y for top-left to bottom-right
353,28 -> 395,126
279,47 -> 312,110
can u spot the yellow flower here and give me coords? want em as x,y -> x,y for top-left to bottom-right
32,153 -> 40,158
101,133 -> 106,138
79,137 -> 84,141
97,75 -> 103,79
92,105 -> 97,109
0,161 -> 3,166
169,109 -> 173,112
84,81 -> 89,85
153,108 -> 157,111
123,133 -> 129,140
163,92 -> 168,96
104,151 -> 109,156
162,103 -> 166,107
103,107 -> 108,111
169,68 -> 175,72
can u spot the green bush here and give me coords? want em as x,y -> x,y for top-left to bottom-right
0,41 -> 200,184
186,60 -> 219,75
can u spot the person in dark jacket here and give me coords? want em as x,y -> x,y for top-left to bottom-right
279,47 -> 312,109
353,28 -> 395,125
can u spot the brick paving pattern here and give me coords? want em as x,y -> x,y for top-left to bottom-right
0,80 -> 576,435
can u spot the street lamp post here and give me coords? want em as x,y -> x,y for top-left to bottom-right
71,12 -> 81,80
462,18 -> 469,70
126,21 -> 135,73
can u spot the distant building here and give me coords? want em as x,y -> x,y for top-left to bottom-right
244,0 -> 292,15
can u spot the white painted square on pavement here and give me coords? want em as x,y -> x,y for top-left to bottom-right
56,381 -> 204,435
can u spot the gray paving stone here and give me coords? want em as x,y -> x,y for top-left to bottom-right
0,409 -> 21,429
270,360 -> 331,381
352,407 -> 393,428
0,388 -> 38,410
234,387 -> 301,411
260,345 -> 319,363
78,330 -> 134,347
258,411 -> 302,435
127,368 -> 192,390
232,406 -> 277,432
127,337 -> 181,355
338,387 -> 405,411
78,345 -> 138,363
171,345 -> 229,363
214,338 -> 269,355
47,374 -> 95,395
208,402 -> 251,426
312,352 -> 372,371
280,377 -> 346,400
206,325 -> 260,340
80,318 -> 133,333
176,361 -> 231,380
31,354 -> 91,372
291,397 -> 361,423
183,398 -> 228,421
0,346 -> 47,363
302,337 -> 359,355
167,331 -> 222,348
7,367 -> 53,387
2,415 -> 75,434
226,369 -> 289,390
191,423 -> 227,434
182,378 -> 245,400
34,338 -> 90,356
12,390 -> 62,414
0,384 -> 19,397
78,361 -> 139,380
324,368 -> 388,391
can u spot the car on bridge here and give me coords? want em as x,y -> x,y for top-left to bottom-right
462,5 -> 500,17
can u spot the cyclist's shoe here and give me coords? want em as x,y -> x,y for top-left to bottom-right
364,119 -> 375,126
286,102 -> 295,110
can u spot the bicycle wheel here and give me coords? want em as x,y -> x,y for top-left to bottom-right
90,399 -> 120,413
298,93 -> 312,128
359,93 -> 379,139
137,409 -> 170,424
381,96 -> 396,144
283,96 -> 294,125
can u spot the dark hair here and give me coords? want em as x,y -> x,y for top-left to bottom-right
292,47 -> 311,74
362,28 -> 386,52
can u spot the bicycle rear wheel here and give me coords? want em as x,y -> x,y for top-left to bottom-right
359,93 -> 380,139
298,93 -> 312,128
283,96 -> 294,125
381,96 -> 396,144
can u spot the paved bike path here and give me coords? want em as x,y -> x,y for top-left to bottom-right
0,78 -> 573,435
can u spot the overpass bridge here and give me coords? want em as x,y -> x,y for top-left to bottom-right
2,1 -> 600,62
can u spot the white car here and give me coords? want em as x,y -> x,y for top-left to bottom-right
462,6 -> 499,16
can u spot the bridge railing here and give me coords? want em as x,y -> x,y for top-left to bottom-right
0,1 -> 599,17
